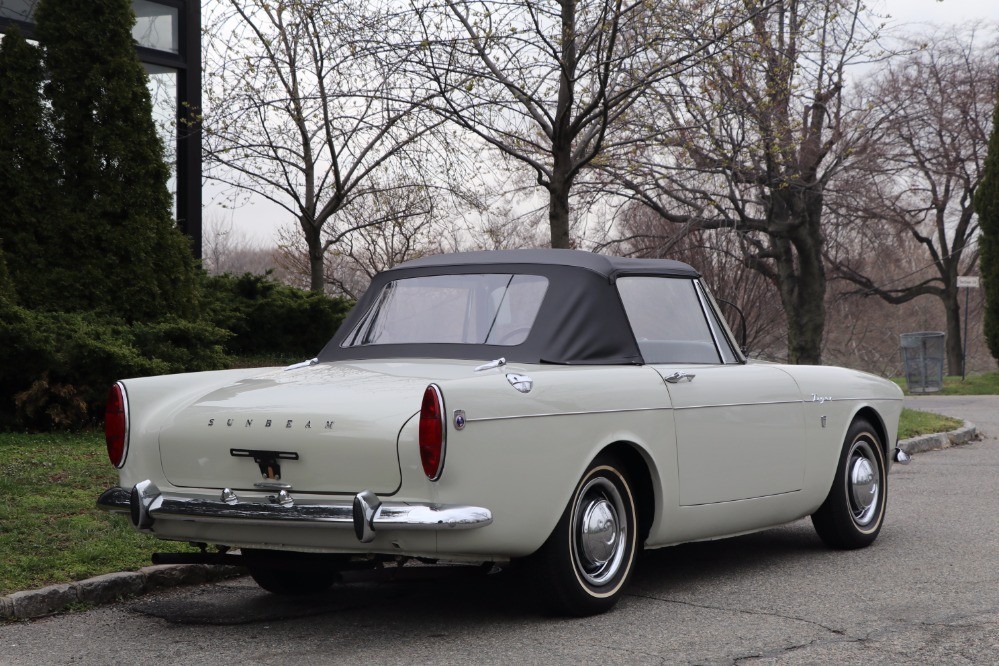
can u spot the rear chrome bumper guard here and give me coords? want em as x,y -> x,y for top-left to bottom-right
97,481 -> 493,544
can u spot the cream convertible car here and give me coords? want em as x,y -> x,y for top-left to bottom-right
99,249 -> 906,615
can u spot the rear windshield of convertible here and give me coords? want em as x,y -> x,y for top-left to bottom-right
341,274 -> 550,347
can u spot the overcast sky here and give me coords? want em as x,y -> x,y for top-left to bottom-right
882,0 -> 999,26
210,0 -> 999,246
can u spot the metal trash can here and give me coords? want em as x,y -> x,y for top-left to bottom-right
900,332 -> 945,393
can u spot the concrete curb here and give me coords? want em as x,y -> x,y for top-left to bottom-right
898,419 -> 979,455
1,420 -> 979,622
0,564 -> 243,621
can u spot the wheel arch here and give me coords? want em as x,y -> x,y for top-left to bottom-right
596,441 -> 657,546
851,405 -> 890,462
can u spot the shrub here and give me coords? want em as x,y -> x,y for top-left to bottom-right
131,317 -> 232,373
0,301 -> 230,430
978,97 -> 999,363
0,239 -> 14,304
0,270 -> 350,430
14,376 -> 88,431
202,273 -> 353,359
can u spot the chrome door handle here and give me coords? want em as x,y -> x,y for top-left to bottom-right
665,371 -> 696,384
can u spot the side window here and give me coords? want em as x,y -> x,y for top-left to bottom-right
696,281 -> 740,363
617,277 -> 721,364
482,275 -> 549,345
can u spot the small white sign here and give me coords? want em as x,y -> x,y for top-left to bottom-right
957,276 -> 980,289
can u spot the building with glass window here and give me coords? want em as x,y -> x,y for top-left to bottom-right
0,0 -> 202,257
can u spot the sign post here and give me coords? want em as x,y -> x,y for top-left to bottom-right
957,276 -> 980,380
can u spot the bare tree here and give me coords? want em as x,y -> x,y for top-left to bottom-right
612,205 -> 787,359
602,0 -> 885,364
201,213 -> 276,275
410,0 -> 739,249
275,167 -> 445,297
203,0 -> 456,292
828,28 -> 999,375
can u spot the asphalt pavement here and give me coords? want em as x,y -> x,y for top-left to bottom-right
0,396 -> 996,665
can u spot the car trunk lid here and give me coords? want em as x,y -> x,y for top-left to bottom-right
157,362 -> 438,494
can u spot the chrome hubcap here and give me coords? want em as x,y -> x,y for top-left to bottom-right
850,458 -> 875,510
573,476 -> 627,586
847,439 -> 881,527
580,499 -> 618,565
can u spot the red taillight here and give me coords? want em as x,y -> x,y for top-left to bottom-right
419,384 -> 446,480
105,382 -> 129,468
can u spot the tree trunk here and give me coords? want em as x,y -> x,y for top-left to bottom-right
547,0 -> 575,251
771,188 -> 826,365
302,221 -> 325,293
548,180 -> 572,249
548,138 -> 574,248
943,287 -> 964,376
785,235 -> 826,365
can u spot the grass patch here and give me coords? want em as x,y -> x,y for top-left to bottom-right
0,432 -> 191,596
893,372 -> 999,395
898,408 -> 964,440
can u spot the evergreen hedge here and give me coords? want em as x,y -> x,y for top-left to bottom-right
31,0 -> 199,321
202,273 -> 353,359
0,28 -> 62,310
0,301 -> 231,430
977,97 -> 999,363
0,3 -> 355,431
0,274 -> 353,431
0,242 -> 13,303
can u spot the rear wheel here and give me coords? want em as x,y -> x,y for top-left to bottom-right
812,419 -> 887,549
531,455 -> 638,616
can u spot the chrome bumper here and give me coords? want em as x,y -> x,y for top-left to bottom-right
97,481 -> 493,544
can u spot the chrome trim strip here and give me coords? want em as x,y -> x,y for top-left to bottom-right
456,397 -> 899,421
673,399 -> 806,410
465,406 -> 667,423
254,481 -> 293,491
426,383 -> 447,481
467,402 -> 803,422
112,381 -> 130,469
96,485 -> 492,533
680,488 -> 800,507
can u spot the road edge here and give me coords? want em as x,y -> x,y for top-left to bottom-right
1,564 -> 243,621
897,419 -> 978,455
1,420 -> 981,621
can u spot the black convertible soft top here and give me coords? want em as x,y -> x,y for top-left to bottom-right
317,249 -> 699,365
395,249 -> 698,280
